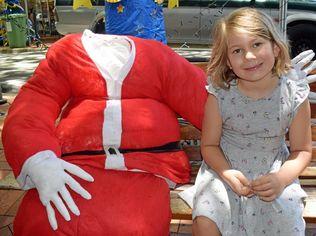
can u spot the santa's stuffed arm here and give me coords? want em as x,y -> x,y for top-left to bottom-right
2,42 -> 94,230
157,44 -> 208,130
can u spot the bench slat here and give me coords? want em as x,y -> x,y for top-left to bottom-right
183,146 -> 201,161
300,163 -> 316,178
180,124 -> 200,141
170,191 -> 192,220
303,187 -> 316,223
300,179 -> 316,186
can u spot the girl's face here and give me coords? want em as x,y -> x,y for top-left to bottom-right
226,31 -> 280,83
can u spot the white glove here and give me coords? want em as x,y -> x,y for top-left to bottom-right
289,49 -> 316,82
288,50 -> 316,104
27,151 -> 94,230
308,91 -> 316,104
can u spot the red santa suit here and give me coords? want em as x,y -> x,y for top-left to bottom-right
2,30 -> 207,235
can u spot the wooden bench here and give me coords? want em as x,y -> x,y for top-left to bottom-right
1,63 -> 315,230
170,62 -> 316,224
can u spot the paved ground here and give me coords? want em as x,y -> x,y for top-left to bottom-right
0,50 -> 46,92
173,47 -> 211,62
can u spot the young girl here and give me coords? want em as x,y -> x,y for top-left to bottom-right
180,7 -> 312,236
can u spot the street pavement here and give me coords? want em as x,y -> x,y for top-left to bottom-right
0,47 -> 211,93
173,47 -> 211,62
0,50 -> 46,93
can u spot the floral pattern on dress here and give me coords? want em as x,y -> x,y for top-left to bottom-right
180,76 -> 309,236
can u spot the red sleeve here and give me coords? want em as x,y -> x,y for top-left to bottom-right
161,47 -> 208,130
2,43 -> 72,177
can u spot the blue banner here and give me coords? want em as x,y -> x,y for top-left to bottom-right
105,0 -> 167,44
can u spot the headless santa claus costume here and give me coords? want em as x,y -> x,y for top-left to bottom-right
2,30 -> 207,235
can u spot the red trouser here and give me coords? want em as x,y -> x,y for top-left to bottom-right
13,165 -> 171,236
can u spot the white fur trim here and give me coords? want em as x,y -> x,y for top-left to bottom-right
103,99 -> 122,147
81,30 -> 136,171
127,168 -> 177,189
105,148 -> 127,170
16,150 -> 57,190
81,31 -> 176,188
81,30 -> 135,99
162,177 -> 177,189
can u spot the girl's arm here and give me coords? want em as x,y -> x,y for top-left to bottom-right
201,95 -> 251,196
252,99 -> 312,201
280,99 -> 312,184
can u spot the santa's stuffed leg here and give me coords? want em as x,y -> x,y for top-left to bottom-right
14,162 -> 171,235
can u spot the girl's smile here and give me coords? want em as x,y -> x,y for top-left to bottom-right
226,31 -> 280,85
243,62 -> 263,71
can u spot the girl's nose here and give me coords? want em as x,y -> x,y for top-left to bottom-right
245,51 -> 256,60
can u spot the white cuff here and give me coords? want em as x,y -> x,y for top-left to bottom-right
16,150 -> 58,190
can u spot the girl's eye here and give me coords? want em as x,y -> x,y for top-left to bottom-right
233,48 -> 241,54
253,42 -> 262,48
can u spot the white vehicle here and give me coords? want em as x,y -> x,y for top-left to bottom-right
54,0 -> 316,55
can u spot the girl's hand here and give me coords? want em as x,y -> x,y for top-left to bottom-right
221,169 -> 252,197
251,173 -> 286,202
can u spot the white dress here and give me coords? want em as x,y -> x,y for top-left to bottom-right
179,76 -> 309,236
